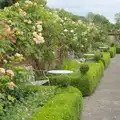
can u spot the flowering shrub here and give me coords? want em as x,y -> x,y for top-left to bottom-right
0,0 -> 111,69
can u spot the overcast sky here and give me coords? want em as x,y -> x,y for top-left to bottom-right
47,0 -> 120,23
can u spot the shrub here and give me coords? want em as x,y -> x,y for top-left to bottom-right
111,42 -> 115,47
109,47 -> 116,58
0,0 -> 16,9
49,61 -> 104,96
13,66 -> 29,84
116,45 -> 120,54
80,63 -> 89,74
0,103 -> 3,115
94,53 -> 102,62
71,61 -> 104,96
1,85 -> 56,119
29,86 -> 83,120
101,52 -> 111,68
55,75 -> 71,87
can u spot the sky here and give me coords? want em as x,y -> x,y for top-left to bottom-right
47,0 -> 120,23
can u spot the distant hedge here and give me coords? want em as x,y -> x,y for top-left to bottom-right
28,86 -> 83,120
109,47 -> 116,58
101,52 -> 111,68
116,45 -> 120,53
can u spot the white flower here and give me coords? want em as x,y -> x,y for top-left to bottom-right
64,29 -> 68,32
32,26 -> 36,30
28,20 -> 32,24
81,45 -> 84,48
3,60 -> 7,64
33,32 -> 38,37
37,25 -> 43,32
70,30 -> 74,33
15,53 -> 22,57
24,19 -> 28,23
15,2 -> 19,7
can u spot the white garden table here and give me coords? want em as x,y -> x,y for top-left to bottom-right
84,54 -> 95,57
99,47 -> 109,49
47,70 -> 73,75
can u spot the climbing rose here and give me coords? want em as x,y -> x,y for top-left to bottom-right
8,82 -> 16,87
0,68 -> 5,75
15,2 -> 19,7
36,21 -> 42,25
6,70 -> 14,77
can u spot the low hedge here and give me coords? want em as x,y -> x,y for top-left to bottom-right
101,52 -> 111,68
109,47 -> 116,58
22,85 -> 56,92
116,45 -> 120,53
49,61 -> 104,96
28,86 -> 83,120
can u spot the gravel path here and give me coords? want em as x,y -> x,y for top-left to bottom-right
81,54 -> 120,120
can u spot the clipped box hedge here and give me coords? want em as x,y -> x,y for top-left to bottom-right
109,47 -> 116,58
49,61 -> 104,96
71,61 -> 104,96
101,52 -> 111,68
28,86 -> 83,120
116,45 -> 120,54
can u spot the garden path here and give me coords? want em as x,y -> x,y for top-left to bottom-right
81,54 -> 120,120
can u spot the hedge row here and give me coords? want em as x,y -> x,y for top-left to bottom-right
27,86 -> 83,120
71,61 -> 104,96
116,45 -> 120,53
101,52 -> 111,68
109,47 -> 116,58
49,61 -> 104,96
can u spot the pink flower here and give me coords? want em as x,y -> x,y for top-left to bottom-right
6,70 -> 14,77
36,21 -> 42,25
19,9 -> 26,17
0,68 -> 5,75
8,82 -> 16,87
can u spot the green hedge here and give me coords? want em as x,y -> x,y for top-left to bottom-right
109,47 -> 116,58
101,52 -> 111,68
63,59 -> 80,72
116,45 -> 120,54
22,85 -> 56,92
49,61 -> 104,96
28,86 -> 83,120
71,61 -> 104,96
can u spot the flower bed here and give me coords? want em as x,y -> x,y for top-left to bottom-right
0,86 -> 56,119
0,85 -> 83,120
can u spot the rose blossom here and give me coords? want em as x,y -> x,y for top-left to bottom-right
8,82 -> 16,87
36,21 -> 42,25
15,2 -> 19,7
0,68 -> 5,75
6,70 -> 14,77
